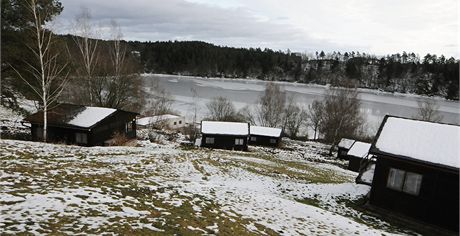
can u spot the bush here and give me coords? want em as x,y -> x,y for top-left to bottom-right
110,132 -> 129,146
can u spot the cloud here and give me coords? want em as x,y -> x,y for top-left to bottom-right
56,0 -> 458,57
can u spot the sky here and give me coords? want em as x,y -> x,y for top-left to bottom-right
55,0 -> 459,57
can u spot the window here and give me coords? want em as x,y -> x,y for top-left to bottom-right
386,168 -> 423,196
179,120 -> 182,124
126,122 -> 134,133
270,138 -> 277,144
403,172 -> 423,195
250,136 -> 257,141
205,137 -> 214,144
387,168 -> 405,191
235,138 -> 244,145
75,133 -> 88,144
173,121 -> 177,126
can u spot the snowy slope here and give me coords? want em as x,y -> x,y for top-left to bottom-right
0,138 -> 415,235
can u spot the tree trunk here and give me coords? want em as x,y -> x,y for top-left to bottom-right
43,103 -> 47,142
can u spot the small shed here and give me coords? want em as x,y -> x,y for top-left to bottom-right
368,115 -> 459,232
24,103 -> 138,146
200,121 -> 249,151
347,141 -> 371,172
249,126 -> 282,147
137,114 -> 185,130
337,138 -> 356,159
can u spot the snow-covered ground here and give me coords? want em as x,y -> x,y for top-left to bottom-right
0,141 -> 416,234
0,105 -> 418,235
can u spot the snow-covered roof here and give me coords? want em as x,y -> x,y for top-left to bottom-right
374,116 -> 460,169
250,126 -> 282,137
137,114 -> 181,126
338,138 -> 356,149
154,114 -> 181,120
201,121 -> 249,135
67,107 -> 116,128
347,141 -> 371,158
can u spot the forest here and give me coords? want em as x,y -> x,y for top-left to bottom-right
129,40 -> 459,100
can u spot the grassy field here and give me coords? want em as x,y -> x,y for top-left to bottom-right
0,138 -> 416,235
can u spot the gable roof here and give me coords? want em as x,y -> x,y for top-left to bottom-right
24,103 -> 138,130
371,115 -> 460,170
201,121 -> 249,136
348,141 -> 371,158
338,138 -> 356,149
250,126 -> 282,137
137,114 -> 181,126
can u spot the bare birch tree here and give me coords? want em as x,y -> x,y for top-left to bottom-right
71,7 -> 99,105
11,0 -> 70,142
92,20 -> 142,110
144,79 -> 173,116
319,87 -> 363,154
183,87 -> 200,142
256,82 -> 286,127
238,105 -> 256,125
206,96 -> 239,121
307,100 -> 324,140
414,99 -> 443,122
282,96 -> 307,138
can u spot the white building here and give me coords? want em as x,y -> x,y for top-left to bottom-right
137,114 -> 185,130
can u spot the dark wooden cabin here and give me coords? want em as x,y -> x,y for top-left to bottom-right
346,141 -> 371,172
24,103 -> 138,146
337,138 -> 355,160
249,126 -> 282,147
368,115 -> 459,233
200,121 -> 249,151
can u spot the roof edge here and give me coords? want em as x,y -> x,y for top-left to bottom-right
370,147 -> 460,172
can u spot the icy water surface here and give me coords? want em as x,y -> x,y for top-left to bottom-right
143,74 -> 460,134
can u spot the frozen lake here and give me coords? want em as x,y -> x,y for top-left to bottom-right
143,74 -> 460,135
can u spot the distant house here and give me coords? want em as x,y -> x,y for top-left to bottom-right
137,114 -> 185,130
368,115 -> 459,232
249,126 -> 282,147
346,141 -> 371,172
337,138 -> 355,159
24,104 -> 138,146
200,121 -> 249,151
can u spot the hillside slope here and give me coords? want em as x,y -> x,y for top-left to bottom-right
0,137 -> 416,235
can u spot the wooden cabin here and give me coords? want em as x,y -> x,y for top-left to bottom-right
24,103 -> 138,146
337,138 -> 355,159
346,141 -> 371,172
368,115 -> 459,232
249,126 -> 282,147
137,114 -> 185,130
200,121 -> 249,151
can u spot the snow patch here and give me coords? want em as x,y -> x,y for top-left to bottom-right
250,126 -> 282,137
375,117 -> 460,168
348,141 -> 371,158
201,121 -> 249,135
67,107 -> 116,128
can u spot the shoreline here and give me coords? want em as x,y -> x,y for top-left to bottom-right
141,73 -> 460,104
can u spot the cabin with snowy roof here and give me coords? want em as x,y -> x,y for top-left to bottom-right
249,126 -> 282,147
347,141 -> 371,172
200,121 -> 249,151
337,138 -> 355,160
368,115 -> 459,232
24,104 -> 138,146
137,114 -> 185,130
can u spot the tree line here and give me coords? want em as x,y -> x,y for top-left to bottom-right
128,41 -> 459,100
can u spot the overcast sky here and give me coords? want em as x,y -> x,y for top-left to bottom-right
56,0 -> 459,57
